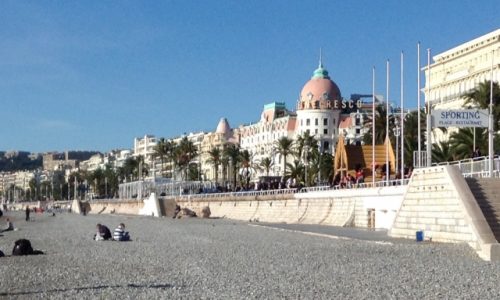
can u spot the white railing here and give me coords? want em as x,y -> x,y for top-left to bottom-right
431,155 -> 500,178
169,178 -> 410,201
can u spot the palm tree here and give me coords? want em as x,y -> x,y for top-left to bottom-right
286,160 -> 304,183
207,147 -> 222,184
258,157 -> 274,177
296,132 -> 318,160
318,152 -> 334,184
153,138 -> 168,177
432,141 -> 455,163
274,136 -> 294,177
449,128 -> 487,160
463,80 -> 500,130
173,137 -> 198,180
363,104 -> 395,144
401,109 -> 426,167
239,149 -> 254,188
223,144 -> 240,190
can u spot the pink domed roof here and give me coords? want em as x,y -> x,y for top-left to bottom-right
297,63 -> 341,111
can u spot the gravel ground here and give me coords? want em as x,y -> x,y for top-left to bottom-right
0,210 -> 499,299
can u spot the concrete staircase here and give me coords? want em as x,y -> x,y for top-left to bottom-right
465,178 -> 500,242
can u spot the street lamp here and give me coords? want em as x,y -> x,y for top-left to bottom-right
394,117 -> 401,177
302,144 -> 310,186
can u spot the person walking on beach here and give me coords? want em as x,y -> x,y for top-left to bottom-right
25,206 -> 30,221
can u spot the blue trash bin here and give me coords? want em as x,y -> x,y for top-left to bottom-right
416,230 -> 424,242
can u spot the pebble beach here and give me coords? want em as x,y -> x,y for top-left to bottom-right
0,210 -> 500,299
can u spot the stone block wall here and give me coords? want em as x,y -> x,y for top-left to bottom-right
389,166 -> 491,248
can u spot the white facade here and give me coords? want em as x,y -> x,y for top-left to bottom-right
296,109 -> 340,152
238,102 -> 296,177
424,28 -> 500,141
133,135 -> 157,167
80,154 -> 104,172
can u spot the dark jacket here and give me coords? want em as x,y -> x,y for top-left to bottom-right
98,225 -> 112,240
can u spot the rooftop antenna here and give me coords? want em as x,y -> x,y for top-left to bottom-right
319,48 -> 323,68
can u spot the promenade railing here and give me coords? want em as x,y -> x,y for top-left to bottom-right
431,155 -> 500,178
170,178 -> 410,201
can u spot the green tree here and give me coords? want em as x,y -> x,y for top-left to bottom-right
207,147 -> 222,184
239,149 -> 254,188
173,137 -> 198,180
363,104 -> 395,145
463,81 -> 500,131
274,136 -> 294,177
449,128 -> 487,160
223,144 -> 240,189
400,109 -> 427,167
154,138 -> 168,177
286,160 -> 304,183
432,141 -> 455,163
258,157 -> 274,177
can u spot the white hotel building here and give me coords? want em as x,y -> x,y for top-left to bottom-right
424,28 -> 500,142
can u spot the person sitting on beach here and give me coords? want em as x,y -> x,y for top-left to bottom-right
94,223 -> 112,241
12,239 -> 44,255
1,218 -> 14,233
113,223 -> 130,241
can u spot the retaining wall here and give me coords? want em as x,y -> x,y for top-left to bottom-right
389,166 -> 500,261
177,186 -> 406,229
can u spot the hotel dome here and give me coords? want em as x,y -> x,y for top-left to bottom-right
298,62 -> 341,111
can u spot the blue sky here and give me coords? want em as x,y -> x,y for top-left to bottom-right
0,0 -> 498,153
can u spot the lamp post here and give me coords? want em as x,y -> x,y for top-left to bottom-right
303,144 -> 310,187
394,117 -> 400,177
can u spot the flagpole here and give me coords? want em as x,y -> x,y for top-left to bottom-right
372,66 -> 376,185
426,48 -> 432,167
400,51 -> 404,182
417,42 -> 421,168
386,59 -> 390,183
489,48 -> 494,177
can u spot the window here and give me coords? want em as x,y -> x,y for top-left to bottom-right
306,119 -> 310,126
306,129 -> 310,134
315,101 -> 320,108
315,118 -> 318,126
315,129 -> 318,134
323,129 -> 328,135
324,141 -> 329,151
323,118 -> 328,126
356,128 -> 360,134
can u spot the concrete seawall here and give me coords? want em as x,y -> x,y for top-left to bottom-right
177,186 -> 406,229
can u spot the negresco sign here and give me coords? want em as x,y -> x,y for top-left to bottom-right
431,109 -> 488,128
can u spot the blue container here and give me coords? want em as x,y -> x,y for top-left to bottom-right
416,231 -> 424,242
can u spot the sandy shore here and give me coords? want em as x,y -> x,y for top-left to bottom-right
0,210 -> 499,299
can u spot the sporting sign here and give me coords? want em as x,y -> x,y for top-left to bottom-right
431,109 -> 488,128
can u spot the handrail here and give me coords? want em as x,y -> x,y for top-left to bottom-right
168,178 -> 410,201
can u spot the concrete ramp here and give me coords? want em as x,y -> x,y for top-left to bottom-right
389,166 -> 500,261
139,193 -> 161,217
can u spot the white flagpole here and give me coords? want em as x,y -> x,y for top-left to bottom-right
386,59 -> 390,183
489,49 -> 494,177
372,66 -> 376,185
401,51 -> 404,182
417,42 -> 421,168
426,48 -> 432,167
